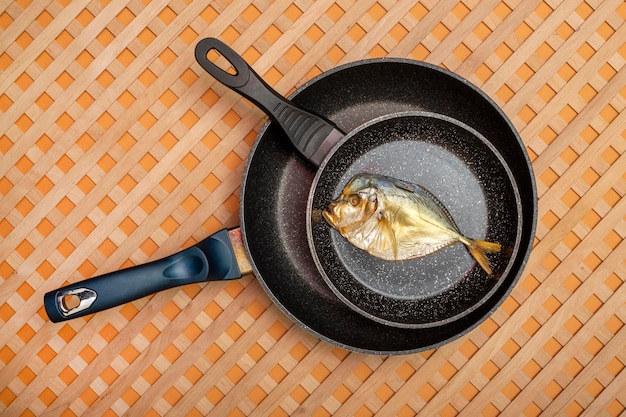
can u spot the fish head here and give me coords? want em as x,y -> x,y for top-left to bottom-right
322,177 -> 379,231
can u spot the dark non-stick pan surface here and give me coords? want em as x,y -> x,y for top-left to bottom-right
241,59 -> 536,354
308,112 -> 522,328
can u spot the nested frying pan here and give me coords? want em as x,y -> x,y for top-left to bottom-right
44,38 -> 536,354
307,112 -> 522,328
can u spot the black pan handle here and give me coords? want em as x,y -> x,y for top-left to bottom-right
44,229 -> 242,322
194,37 -> 343,166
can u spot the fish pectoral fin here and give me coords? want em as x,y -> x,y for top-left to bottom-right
390,225 -> 399,260
364,217 -> 397,260
376,213 -> 397,260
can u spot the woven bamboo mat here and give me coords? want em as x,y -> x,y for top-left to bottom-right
1,0 -> 624,415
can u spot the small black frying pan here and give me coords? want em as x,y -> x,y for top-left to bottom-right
307,112 -> 522,328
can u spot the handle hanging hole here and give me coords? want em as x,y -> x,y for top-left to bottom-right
62,294 -> 81,310
206,49 -> 237,75
55,287 -> 97,316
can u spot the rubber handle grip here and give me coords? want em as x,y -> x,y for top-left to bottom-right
44,229 -> 241,322
194,37 -> 343,166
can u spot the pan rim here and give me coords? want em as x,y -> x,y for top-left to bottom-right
306,110 -> 524,329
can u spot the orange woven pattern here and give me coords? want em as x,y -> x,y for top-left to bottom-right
1,0 -> 624,416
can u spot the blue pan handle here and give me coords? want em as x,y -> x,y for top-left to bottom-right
44,229 -> 243,322
194,37 -> 343,166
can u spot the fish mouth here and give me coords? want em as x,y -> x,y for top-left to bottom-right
322,210 -> 338,227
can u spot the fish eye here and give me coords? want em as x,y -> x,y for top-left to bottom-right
348,194 -> 361,206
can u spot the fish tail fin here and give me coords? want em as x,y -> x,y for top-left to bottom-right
466,239 -> 501,275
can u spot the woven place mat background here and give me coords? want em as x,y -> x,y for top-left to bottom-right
1,0 -> 624,416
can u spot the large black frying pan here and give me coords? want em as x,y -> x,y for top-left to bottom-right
45,38 -> 536,354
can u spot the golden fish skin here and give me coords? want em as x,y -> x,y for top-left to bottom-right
322,173 -> 501,275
